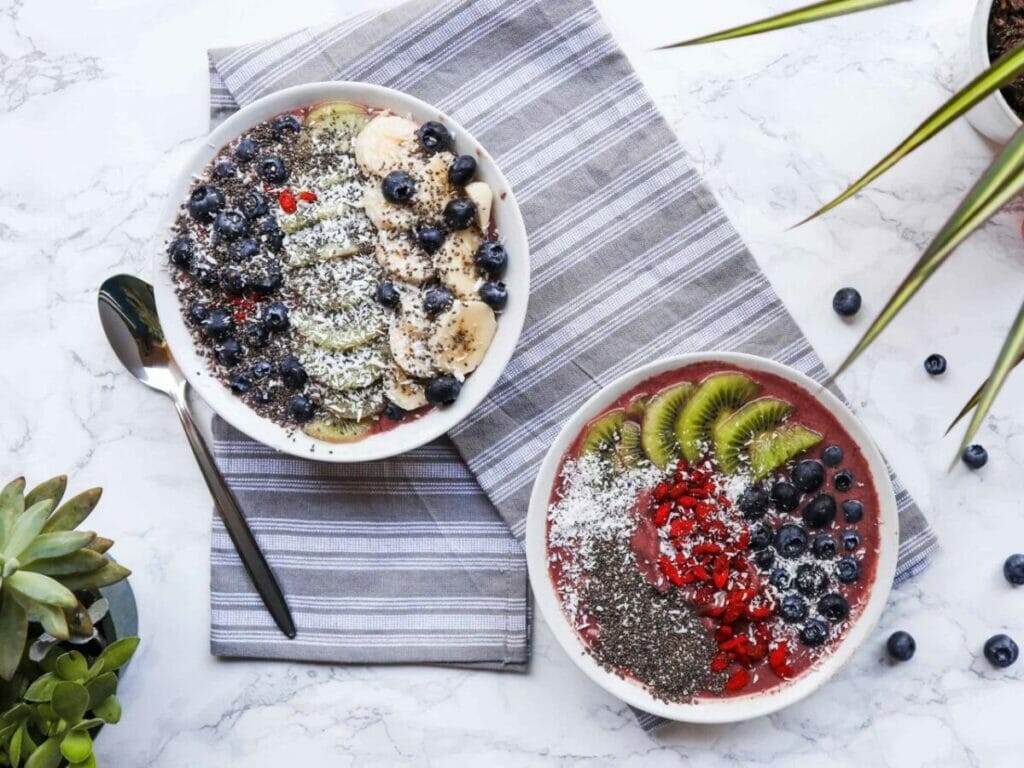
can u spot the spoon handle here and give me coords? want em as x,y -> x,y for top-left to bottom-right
172,392 -> 297,639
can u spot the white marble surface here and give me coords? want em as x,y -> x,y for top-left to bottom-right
1,0 -> 1021,764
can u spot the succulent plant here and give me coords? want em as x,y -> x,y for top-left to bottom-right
0,478 -> 129,681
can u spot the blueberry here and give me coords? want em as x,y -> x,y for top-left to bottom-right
983,634 -> 1019,668
194,268 -> 219,288
425,374 -> 462,406
188,303 -> 209,325
375,282 -> 401,308
962,444 -> 988,470
252,360 -> 273,379
841,530 -> 861,552
240,189 -> 270,220
168,236 -> 194,270
251,389 -> 274,405
792,460 -> 825,493
811,534 -> 837,559
202,308 -> 234,340
255,217 -> 285,252
1004,553 -> 1024,586
252,271 -> 283,296
416,121 -> 454,154
822,445 -> 844,467
833,470 -> 854,492
754,548 -> 776,570
887,631 -> 916,661
479,282 -> 508,311
448,154 -> 477,185
832,287 -> 861,317
244,322 -> 269,349
474,241 -> 508,276
842,499 -> 864,523
749,522 -> 774,551
271,113 -> 302,138
924,353 -> 947,376
836,556 -> 861,583
779,594 -> 808,623
769,568 -> 791,590
795,563 -> 829,597
213,210 -> 249,241
214,338 -> 242,367
424,286 -> 454,316
818,593 -> 849,621
381,170 -> 416,204
770,481 -> 800,512
230,238 -> 259,261
802,494 -> 837,529
443,198 -> 477,230
800,618 -> 829,647
262,302 -> 290,332
415,226 -> 446,254
213,160 -> 237,179
187,184 -> 226,223
258,156 -> 288,184
280,356 -> 308,389
774,524 -> 808,559
234,137 -> 259,162
384,402 -> 407,421
738,487 -> 769,519
287,394 -> 315,423
220,267 -> 247,296
228,372 -> 253,394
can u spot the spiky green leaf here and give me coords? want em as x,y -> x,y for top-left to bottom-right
0,590 -> 27,681
19,532 -> 95,565
5,572 -> 77,610
56,562 -> 130,592
41,489 -> 101,535
946,351 -> 1024,433
23,477 -> 66,511
97,637 -> 139,673
27,550 -> 106,577
3,501 -> 54,560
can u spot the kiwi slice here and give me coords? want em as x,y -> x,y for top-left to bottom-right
303,101 -> 370,149
303,417 -> 373,444
579,410 -> 627,457
615,422 -> 645,468
640,384 -> 695,469
713,397 -> 795,474
749,424 -> 823,480
675,373 -> 760,464
625,395 -> 649,422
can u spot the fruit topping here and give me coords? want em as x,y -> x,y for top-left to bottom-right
188,184 -> 225,223
769,568 -> 791,589
240,189 -> 269,219
1004,553 -> 1024,585
479,281 -> 508,310
188,303 -> 208,325
271,113 -> 302,138
252,360 -> 273,379
424,285 -> 455,316
213,160 -> 236,179
842,499 -> 864,523
962,444 -> 988,470
841,531 -> 861,551
818,593 -> 850,621
714,398 -> 794,474
770,481 -> 800,512
738,487 -> 769,519
448,154 -> 477,185
382,170 -> 416,204
822,445 -> 844,466
280,356 -> 309,389
168,236 -> 194,269
416,121 -> 454,154
779,594 -> 808,623
287,394 -> 315,422
791,460 -> 825,492
811,533 -> 837,559
774,524 -> 808,558
747,424 -> 823,480
924,353 -> 947,375
835,557 -> 861,583
384,403 -> 407,421
799,618 -> 829,647
640,383 -> 694,468
676,373 -> 760,464
375,282 -> 400,308
887,631 -> 916,661
749,522 -> 774,551
425,374 -> 462,406
244,321 -> 269,349
220,267 -> 247,296
580,411 -> 626,457
443,198 -> 477,230
202,308 -> 233,340
234,137 -> 259,162
416,226 -> 446,254
475,241 -> 508,276
262,302 -> 290,332
229,238 -> 259,262
802,494 -> 836,529
258,156 -> 288,184
214,338 -> 242,367
833,470 -> 854,492
228,372 -> 253,394
832,287 -> 861,317
983,634 -> 1019,668
794,563 -> 829,597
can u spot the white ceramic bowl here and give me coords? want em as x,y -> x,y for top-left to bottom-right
966,0 -> 1021,144
525,352 -> 899,723
154,82 -> 529,462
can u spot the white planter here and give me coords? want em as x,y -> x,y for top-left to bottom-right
966,0 -> 1022,144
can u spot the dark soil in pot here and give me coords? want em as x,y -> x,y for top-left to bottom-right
989,0 -> 1024,121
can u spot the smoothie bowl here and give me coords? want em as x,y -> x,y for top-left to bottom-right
525,353 -> 898,722
154,82 -> 529,461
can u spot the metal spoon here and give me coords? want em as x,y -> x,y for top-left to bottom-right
98,274 -> 295,639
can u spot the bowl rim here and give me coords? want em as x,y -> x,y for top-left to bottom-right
153,81 -> 530,462
525,351 -> 899,723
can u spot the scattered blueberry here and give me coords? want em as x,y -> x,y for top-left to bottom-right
811,533 -> 837,559
240,189 -> 270,220
202,308 -> 233,340
754,548 -> 776,570
252,360 -> 274,379
287,394 -> 315,423
836,556 -> 861,583
271,113 -> 302,138
213,160 -> 237,179
219,267 -> 247,296
800,618 -> 829,647
769,568 -> 791,590
448,154 -> 477,185
194,268 -> 219,288
229,238 -> 259,261
381,170 -> 416,204
443,198 -> 477,230
384,402 -> 407,421
779,594 -> 809,623
244,322 -> 269,349
983,634 -> 1019,668
822,445 -> 844,467
818,593 -> 850,621
214,338 -> 242,367
774,524 -> 808,559
375,282 -> 401,308
425,374 -> 462,406
251,389 -> 274,406
255,217 -> 285,251
415,226 -> 446,254
887,631 -> 916,661
842,499 -> 864,523
479,281 -> 508,311
962,444 -> 988,470
251,271 -> 283,296
924,353 -> 947,376
841,530 -> 861,552
738,487 -> 769,519
833,470 -> 854,492
168,236 -> 194,269
795,563 -> 829,597
474,241 -> 508,276
262,302 -> 290,332
770,481 -> 801,512
280,356 -> 308,389
832,287 -> 862,317
258,156 -> 288,184
792,459 -> 825,493
424,286 -> 454,316
1004,553 -> 1024,586
228,372 -> 253,394
188,303 -> 209,325
749,522 -> 774,551
213,210 -> 249,241
802,494 -> 837,529
417,121 -> 454,154
234,137 -> 259,162
187,184 -> 226,223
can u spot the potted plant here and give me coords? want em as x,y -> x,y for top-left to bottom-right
0,476 -> 139,768
968,0 -> 1024,143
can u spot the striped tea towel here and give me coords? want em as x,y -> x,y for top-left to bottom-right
206,0 -> 939,730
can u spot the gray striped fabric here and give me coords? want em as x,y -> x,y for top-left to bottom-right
206,0 -> 938,730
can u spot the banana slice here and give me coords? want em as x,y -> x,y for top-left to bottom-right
413,153 -> 456,220
434,229 -> 482,300
385,363 -> 429,410
429,300 -> 497,377
375,230 -> 434,285
389,310 -> 436,378
362,183 -> 417,231
465,181 -> 493,233
354,114 -> 420,177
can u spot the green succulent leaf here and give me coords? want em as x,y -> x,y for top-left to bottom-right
30,551 -> 106,578
57,562 -> 130,592
833,124 -> 1024,378
657,0 -> 904,48
0,479 -> 26,524
23,478 -> 66,512
70,718 -> 103,732
19,532 -> 95,565
8,723 -> 23,768
98,637 -> 139,673
23,673 -> 58,703
41,489 -> 101,535
59,730 -> 91,764
69,756 -> 96,768
91,694 -> 121,725
82,537 -> 112,556
85,672 -> 117,710
23,737 -> 61,768
55,652 -> 88,682
50,682 -> 88,724
3,501 -> 55,561
33,604 -> 69,642
0,590 -> 28,681
5,572 -> 76,610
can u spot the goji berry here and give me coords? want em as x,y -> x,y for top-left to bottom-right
654,502 -> 672,526
297,190 -> 317,203
278,189 -> 297,213
724,668 -> 750,691
710,653 -> 731,673
658,555 -> 684,586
